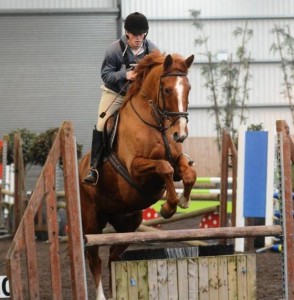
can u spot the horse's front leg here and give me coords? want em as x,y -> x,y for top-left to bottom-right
131,158 -> 178,219
176,154 -> 197,209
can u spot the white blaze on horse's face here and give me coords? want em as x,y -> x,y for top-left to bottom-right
174,76 -> 188,142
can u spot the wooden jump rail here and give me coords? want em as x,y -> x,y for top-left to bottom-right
5,121 -> 87,300
85,225 -> 282,247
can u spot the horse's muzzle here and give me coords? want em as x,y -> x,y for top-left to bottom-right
173,131 -> 187,143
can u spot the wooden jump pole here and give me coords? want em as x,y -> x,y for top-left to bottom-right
85,224 -> 282,247
142,205 -> 218,227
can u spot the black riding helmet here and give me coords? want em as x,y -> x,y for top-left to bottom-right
124,12 -> 149,35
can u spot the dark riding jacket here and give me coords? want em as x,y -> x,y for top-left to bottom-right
101,35 -> 159,96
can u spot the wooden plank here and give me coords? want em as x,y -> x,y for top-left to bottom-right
227,255 -> 237,300
198,257 -> 209,300
237,255 -> 247,299
61,122 -> 87,299
157,259 -> 168,299
208,257 -> 218,299
148,260 -> 158,300
111,262 -> 117,300
246,254 -> 256,300
167,259 -> 178,300
137,261 -> 148,300
115,262 -> 128,299
24,206 -> 40,299
188,258 -> 199,300
127,261 -> 139,300
177,259 -> 188,300
218,256 -> 228,299
45,155 -> 63,300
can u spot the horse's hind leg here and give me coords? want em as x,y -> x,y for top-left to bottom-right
177,154 -> 197,208
86,246 -> 106,300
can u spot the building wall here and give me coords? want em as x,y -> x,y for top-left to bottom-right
0,0 -> 117,9
0,2 -> 119,154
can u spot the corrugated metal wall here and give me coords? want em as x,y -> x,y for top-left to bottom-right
0,0 -> 116,9
0,3 -> 119,189
0,8 -> 118,149
122,0 -> 294,136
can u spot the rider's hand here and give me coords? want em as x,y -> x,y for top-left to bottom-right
126,70 -> 136,81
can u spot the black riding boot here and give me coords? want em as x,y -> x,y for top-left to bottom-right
83,129 -> 104,185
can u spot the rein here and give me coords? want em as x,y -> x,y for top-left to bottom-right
130,71 -> 189,165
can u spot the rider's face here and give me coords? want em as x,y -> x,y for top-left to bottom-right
126,32 -> 146,50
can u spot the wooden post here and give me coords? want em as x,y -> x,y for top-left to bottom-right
13,133 -> 26,233
220,130 -> 229,228
61,122 -> 88,300
276,120 -> 294,299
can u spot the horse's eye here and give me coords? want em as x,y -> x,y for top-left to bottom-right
164,88 -> 172,94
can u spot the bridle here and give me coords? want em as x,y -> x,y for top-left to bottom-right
130,71 -> 189,132
130,71 -> 190,164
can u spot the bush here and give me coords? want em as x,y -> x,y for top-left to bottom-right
5,127 -> 82,168
7,128 -> 37,167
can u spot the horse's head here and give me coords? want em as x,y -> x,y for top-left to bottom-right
126,51 -> 194,143
159,53 -> 194,143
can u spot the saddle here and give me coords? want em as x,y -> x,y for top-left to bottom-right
102,111 -> 144,193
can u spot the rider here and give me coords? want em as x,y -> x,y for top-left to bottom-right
84,12 -> 159,184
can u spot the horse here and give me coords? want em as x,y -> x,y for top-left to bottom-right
79,51 -> 197,300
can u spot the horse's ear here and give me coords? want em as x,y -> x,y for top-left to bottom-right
185,55 -> 194,69
163,54 -> 173,71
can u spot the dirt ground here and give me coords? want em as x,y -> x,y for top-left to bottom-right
0,218 -> 283,299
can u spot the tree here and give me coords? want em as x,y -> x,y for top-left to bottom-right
191,10 -> 253,150
271,25 -> 294,125
5,128 -> 82,171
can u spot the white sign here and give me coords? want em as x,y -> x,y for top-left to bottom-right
0,276 -> 10,298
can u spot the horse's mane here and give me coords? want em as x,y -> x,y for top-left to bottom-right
125,51 -> 188,100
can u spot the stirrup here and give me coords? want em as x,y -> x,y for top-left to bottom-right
83,168 -> 99,186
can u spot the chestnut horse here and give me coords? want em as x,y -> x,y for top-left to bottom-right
79,51 -> 197,299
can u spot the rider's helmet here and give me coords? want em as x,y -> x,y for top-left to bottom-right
124,12 -> 149,34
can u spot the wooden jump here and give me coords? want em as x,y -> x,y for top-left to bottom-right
5,122 -> 87,300
4,119 -> 294,300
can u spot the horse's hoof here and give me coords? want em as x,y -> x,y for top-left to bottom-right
178,196 -> 190,209
160,204 -> 176,219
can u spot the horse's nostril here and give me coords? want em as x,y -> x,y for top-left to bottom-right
173,132 -> 180,142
